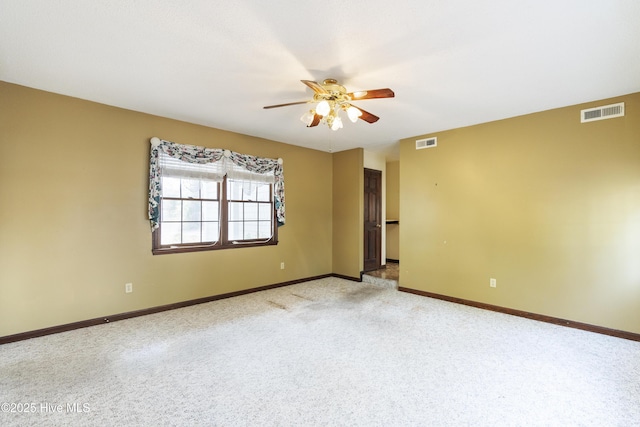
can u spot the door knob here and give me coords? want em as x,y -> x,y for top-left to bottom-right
376,224 -> 381,228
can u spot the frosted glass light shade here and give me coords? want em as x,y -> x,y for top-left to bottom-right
316,100 -> 331,116
300,110 -> 315,126
347,106 -> 362,123
331,116 -> 343,131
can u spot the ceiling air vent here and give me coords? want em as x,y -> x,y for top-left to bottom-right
416,137 -> 437,149
581,102 -> 624,123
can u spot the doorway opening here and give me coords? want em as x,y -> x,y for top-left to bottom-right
363,168 -> 382,272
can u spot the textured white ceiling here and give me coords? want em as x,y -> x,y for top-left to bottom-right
2,0 -> 639,158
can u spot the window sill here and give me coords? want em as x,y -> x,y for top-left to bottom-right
152,239 -> 278,255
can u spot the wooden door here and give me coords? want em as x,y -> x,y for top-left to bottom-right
363,168 -> 382,272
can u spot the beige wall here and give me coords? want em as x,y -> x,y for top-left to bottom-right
0,82 -> 334,337
386,161 -> 400,260
332,148 -> 363,278
400,92 -> 640,334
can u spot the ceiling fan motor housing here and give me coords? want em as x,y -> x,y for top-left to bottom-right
315,79 -> 351,104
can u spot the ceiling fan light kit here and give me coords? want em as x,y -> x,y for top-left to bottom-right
265,78 -> 394,131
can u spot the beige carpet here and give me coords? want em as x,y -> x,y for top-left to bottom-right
1,277 -> 639,426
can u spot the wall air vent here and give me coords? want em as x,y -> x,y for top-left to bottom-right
416,137 -> 437,149
581,102 -> 624,123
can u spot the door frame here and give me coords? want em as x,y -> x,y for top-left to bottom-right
363,168 -> 382,272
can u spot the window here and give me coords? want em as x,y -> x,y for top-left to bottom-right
157,176 -> 221,247
226,177 -> 274,241
148,138 -> 284,255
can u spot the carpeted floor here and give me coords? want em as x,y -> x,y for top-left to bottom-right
1,277 -> 639,426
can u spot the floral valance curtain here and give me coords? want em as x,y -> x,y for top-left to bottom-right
148,137 -> 285,230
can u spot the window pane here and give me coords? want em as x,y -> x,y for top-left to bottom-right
183,200 -> 201,221
162,200 -> 182,221
202,201 -> 219,221
228,222 -> 243,241
229,202 -> 243,221
256,184 -> 270,202
162,177 -> 181,198
161,222 -> 182,245
243,183 -> 256,201
244,221 -> 258,239
258,221 -> 272,239
182,178 -> 200,199
201,181 -> 218,199
202,222 -> 219,242
228,180 -> 243,200
182,222 -> 201,243
258,203 -> 271,220
244,203 -> 258,220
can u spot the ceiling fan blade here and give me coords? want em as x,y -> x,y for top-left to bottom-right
352,105 -> 380,123
263,101 -> 310,109
347,88 -> 395,101
308,114 -> 322,127
301,80 -> 329,94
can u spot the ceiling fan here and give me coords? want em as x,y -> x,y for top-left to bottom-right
263,79 -> 395,131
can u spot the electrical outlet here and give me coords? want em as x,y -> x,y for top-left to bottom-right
490,278 -> 497,288
280,262 -> 285,270
125,282 -> 133,293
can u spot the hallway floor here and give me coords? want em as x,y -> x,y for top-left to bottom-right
365,262 -> 399,281
362,262 -> 399,289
